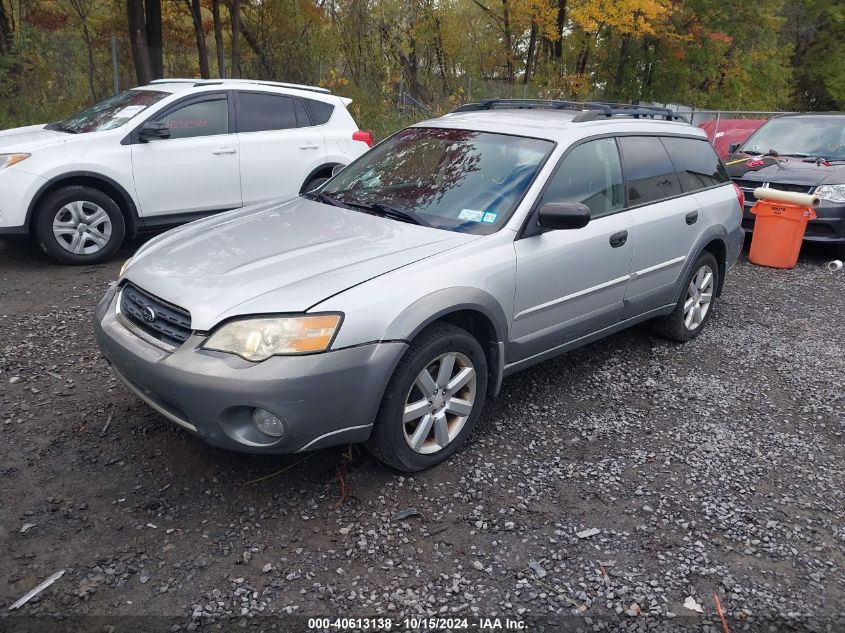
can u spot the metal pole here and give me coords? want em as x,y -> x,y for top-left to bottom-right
111,36 -> 120,94
713,111 -> 721,145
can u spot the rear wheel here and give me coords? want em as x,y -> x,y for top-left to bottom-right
366,323 -> 487,472
34,185 -> 125,265
302,176 -> 329,192
654,251 -> 720,342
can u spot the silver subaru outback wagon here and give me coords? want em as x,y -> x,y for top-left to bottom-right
94,100 -> 745,472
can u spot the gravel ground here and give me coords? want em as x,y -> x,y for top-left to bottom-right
1,236 -> 843,632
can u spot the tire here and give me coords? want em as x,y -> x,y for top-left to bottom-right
302,176 -> 329,192
34,185 -> 125,265
653,251 -> 720,342
366,323 -> 488,472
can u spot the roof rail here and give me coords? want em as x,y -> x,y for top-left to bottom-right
450,99 -> 687,122
193,79 -> 331,94
149,78 -> 197,84
148,78 -> 331,95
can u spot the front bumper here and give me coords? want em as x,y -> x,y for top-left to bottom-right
742,202 -> 845,245
0,167 -> 46,234
93,286 -> 407,453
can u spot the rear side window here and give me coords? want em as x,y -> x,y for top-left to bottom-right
618,136 -> 682,205
661,136 -> 730,192
302,98 -> 335,125
237,92 -> 297,132
541,137 -> 624,219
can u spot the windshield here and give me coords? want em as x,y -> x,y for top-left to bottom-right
740,117 -> 845,160
320,127 -> 554,234
50,89 -> 169,134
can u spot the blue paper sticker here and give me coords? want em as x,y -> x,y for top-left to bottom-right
482,212 -> 498,224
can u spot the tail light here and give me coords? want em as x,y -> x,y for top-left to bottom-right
352,130 -> 374,148
732,182 -> 745,211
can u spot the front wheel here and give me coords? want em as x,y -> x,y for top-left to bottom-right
366,323 -> 488,472
654,251 -> 720,342
34,185 -> 125,265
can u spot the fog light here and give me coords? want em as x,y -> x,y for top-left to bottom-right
252,408 -> 285,438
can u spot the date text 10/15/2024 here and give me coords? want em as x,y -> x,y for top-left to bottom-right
307,617 -> 527,630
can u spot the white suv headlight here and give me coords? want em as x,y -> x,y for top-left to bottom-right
203,315 -> 342,361
0,153 -> 30,169
815,184 -> 845,203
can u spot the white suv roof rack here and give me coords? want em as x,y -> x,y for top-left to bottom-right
149,78 -> 331,95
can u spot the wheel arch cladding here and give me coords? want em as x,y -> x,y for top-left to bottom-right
672,230 -> 728,304
381,288 -> 508,398
27,173 -> 139,237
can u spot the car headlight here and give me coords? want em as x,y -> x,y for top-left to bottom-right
202,315 -> 342,361
0,153 -> 30,169
815,184 -> 845,203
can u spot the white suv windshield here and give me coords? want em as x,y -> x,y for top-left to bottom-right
741,117 -> 845,161
48,89 -> 169,134
321,127 -> 554,234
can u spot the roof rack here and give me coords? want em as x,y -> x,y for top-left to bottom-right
450,99 -> 687,122
149,78 -> 331,95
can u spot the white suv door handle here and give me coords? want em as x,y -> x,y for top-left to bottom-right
299,142 -> 320,150
212,147 -> 237,155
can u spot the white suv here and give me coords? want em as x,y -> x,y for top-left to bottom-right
0,78 -> 372,264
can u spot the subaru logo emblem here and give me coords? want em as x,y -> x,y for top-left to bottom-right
142,306 -> 156,323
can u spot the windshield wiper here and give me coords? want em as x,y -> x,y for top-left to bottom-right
305,191 -> 350,209
45,121 -> 78,134
341,198 -> 432,227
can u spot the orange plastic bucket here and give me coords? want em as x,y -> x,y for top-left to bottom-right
749,200 -> 817,269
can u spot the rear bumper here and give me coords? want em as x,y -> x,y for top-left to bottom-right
93,286 -> 407,454
742,203 -> 845,245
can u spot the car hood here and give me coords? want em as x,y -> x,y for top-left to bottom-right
726,153 -> 845,187
123,197 -> 479,331
0,124 -> 74,152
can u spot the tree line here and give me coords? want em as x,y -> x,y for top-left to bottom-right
0,0 -> 842,134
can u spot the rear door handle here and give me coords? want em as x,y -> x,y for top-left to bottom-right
685,210 -> 699,225
212,147 -> 237,155
609,230 -> 628,248
299,142 -> 320,150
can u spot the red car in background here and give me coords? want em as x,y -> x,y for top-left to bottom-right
699,119 -> 766,158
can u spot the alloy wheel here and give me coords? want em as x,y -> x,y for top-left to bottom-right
52,201 -> 112,255
683,264 -> 714,330
403,352 -> 477,455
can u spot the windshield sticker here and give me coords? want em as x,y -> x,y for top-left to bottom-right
458,209 -> 485,222
114,105 -> 147,119
482,212 -> 498,223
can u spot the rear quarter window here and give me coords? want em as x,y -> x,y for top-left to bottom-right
661,136 -> 730,192
618,136 -> 683,205
303,98 -> 335,125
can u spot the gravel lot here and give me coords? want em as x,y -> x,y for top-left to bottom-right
1,236 -> 843,632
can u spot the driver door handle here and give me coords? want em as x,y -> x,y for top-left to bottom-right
212,147 -> 237,155
609,230 -> 628,248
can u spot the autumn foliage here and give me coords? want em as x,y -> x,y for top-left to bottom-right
0,0 -> 842,133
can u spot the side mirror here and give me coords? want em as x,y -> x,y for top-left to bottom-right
139,120 -> 171,142
537,202 -> 590,230
331,164 -> 346,177
728,142 -> 740,154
